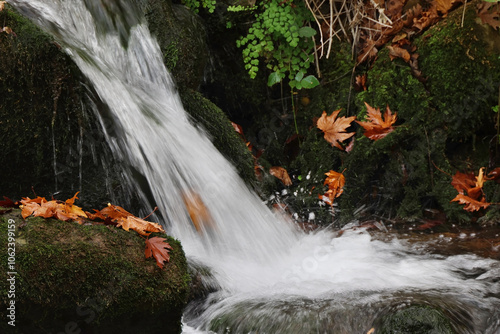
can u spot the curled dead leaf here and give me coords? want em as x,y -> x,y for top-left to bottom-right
269,166 -> 292,186
319,169 -> 346,206
451,194 -> 490,212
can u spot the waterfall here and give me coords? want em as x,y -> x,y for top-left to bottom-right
9,1 -> 500,333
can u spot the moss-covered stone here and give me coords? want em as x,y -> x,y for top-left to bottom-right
0,209 -> 190,333
376,305 -> 453,334
179,89 -> 255,182
0,6 -> 128,209
142,0 -> 208,90
340,2 -> 500,223
0,2 -> 255,205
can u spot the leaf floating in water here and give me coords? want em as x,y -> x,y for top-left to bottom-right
182,190 -> 215,233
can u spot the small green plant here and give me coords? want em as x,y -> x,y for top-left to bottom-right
182,0 -> 216,14
236,0 -> 318,90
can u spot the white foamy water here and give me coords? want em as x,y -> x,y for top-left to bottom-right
10,1 -> 499,332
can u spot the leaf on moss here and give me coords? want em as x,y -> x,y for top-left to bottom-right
319,169 -> 346,206
145,237 -> 173,269
20,193 -> 88,222
478,2 -> 500,30
269,166 -> 292,186
451,194 -> 490,212
356,102 -> 397,140
317,109 -> 356,150
91,203 -> 164,236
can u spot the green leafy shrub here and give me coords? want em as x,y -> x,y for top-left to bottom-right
235,0 -> 317,89
182,0 -> 216,14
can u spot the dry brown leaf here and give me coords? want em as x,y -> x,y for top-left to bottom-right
356,102 -> 397,140
451,194 -> 490,212
145,237 -> 173,269
413,6 -> 439,30
119,215 -> 163,236
91,203 -> 163,235
387,44 -> 411,62
317,109 -> 356,150
269,166 -> 292,186
0,1 -> 5,12
403,4 -> 423,27
354,74 -> 367,91
487,167 -> 500,183
20,193 -> 87,223
451,171 -> 476,194
182,190 -> 215,232
319,170 -> 346,206
478,3 -> 500,30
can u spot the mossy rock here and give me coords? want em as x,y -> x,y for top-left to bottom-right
376,305 -> 453,334
256,3 -> 500,225
0,209 -> 190,334
179,89 -> 255,183
0,3 -> 254,205
0,6 -> 129,209
141,0 -> 209,90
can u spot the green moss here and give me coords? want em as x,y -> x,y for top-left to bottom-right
0,6 -> 127,208
142,0 -> 208,89
416,3 -> 500,141
0,210 -> 190,333
377,305 -> 453,334
334,3 -> 500,223
179,89 -> 255,183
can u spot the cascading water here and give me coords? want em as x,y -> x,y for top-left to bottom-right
9,0 -> 500,333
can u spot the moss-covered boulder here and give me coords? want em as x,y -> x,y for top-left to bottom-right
376,305 -> 453,334
0,7 -> 123,208
0,2 -> 254,204
180,89 -> 255,182
141,0 -> 209,90
0,209 -> 190,333
341,1 -> 500,223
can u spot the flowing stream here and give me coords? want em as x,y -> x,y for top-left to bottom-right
9,1 -> 500,333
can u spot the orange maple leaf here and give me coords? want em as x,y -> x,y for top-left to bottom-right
451,194 -> 490,212
20,193 -> 88,222
478,2 -> 500,30
269,166 -> 292,186
356,102 -> 397,140
450,171 -> 476,195
182,191 -> 215,233
92,203 -> 164,236
450,167 -> 491,212
145,237 -> 173,269
317,109 -> 356,150
319,169 -> 346,206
